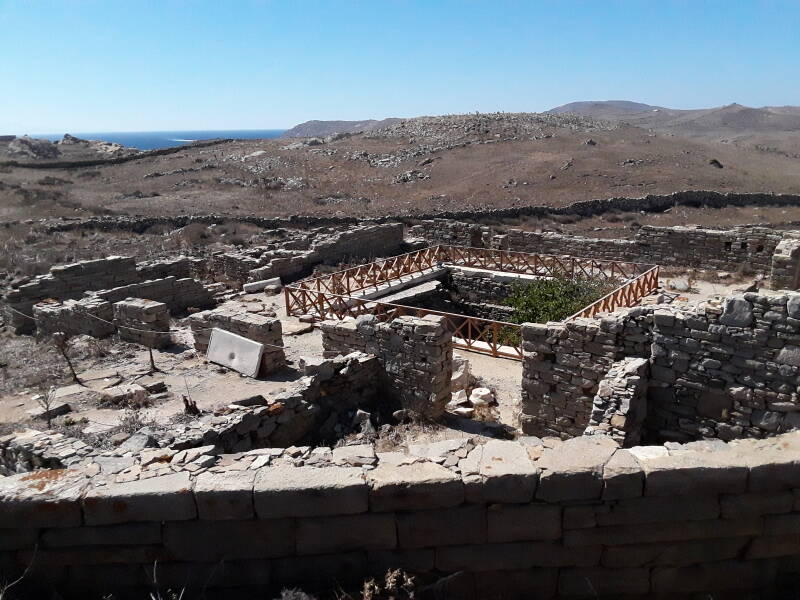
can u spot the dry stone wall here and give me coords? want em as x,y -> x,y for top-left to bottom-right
584,357 -> 649,446
320,314 -> 453,419
4,431 -> 800,598
32,297 -> 116,338
412,219 -> 796,283
93,276 -> 213,313
113,298 -> 171,349
522,291 -> 800,444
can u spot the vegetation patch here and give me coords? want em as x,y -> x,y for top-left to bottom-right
504,275 -> 619,324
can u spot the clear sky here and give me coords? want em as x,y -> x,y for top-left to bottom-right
1,0 -> 799,133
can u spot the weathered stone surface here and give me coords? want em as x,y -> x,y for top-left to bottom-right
83,472 -> 196,525
254,466 -> 367,518
536,436 -> 618,502
0,469 -> 88,528
487,504 -> 561,543
602,537 -> 750,568
397,505 -> 486,548
464,440 -> 538,503
719,296 -> 753,327
41,523 -> 161,548
194,469 -> 255,520
368,462 -> 463,511
163,519 -> 294,560
720,491 -> 794,518
639,451 -> 748,496
602,449 -> 644,499
651,559 -> 778,593
595,495 -> 719,526
272,551 -> 367,586
297,513 -> 396,554
436,542 -> 602,571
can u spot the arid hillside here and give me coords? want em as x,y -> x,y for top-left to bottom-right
3,112 -> 800,222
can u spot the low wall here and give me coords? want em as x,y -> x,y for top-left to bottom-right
189,304 -> 285,375
3,431 -> 800,598
93,276 -> 213,314
522,291 -> 800,443
412,220 -> 799,285
32,297 -> 115,338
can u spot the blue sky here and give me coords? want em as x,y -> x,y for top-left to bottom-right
1,0 -> 799,133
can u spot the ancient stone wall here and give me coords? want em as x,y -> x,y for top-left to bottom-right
93,276 -> 213,314
522,292 -> 800,443
113,298 -> 171,349
32,297 -> 116,339
4,256 -> 140,333
189,305 -> 285,375
320,315 -> 453,419
135,255 -> 204,281
584,357 -> 649,446
4,431 -> 800,598
412,219 -> 791,279
771,236 -> 800,290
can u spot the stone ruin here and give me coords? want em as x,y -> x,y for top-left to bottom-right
4,217 -> 800,597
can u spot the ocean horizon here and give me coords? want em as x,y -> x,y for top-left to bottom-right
33,129 -> 287,151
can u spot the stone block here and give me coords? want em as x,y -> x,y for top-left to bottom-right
397,505 -> 486,548
0,469 -> 87,528
558,567 -> 650,596
207,328 -> 265,377
602,536 -> 749,568
367,549 -> 435,574
474,569 -> 558,600
83,472 -> 196,525
297,513 -> 396,554
602,449 -> 644,499
163,519 -> 294,560
639,451 -> 748,497
254,466 -> 367,518
463,441 -> 538,503
272,551 -> 367,587
0,528 -> 39,551
194,469 -> 255,520
536,436 -> 619,502
487,504 -> 561,543
41,523 -> 161,548
651,559 -> 778,594
368,462 -> 463,512
596,495 -> 719,526
719,297 -> 753,327
153,559 -> 272,589
436,542 -> 601,572
720,491 -> 793,518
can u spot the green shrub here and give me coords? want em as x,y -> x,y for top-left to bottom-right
504,275 -> 618,324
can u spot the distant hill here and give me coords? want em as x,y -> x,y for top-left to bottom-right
282,118 -> 402,138
548,101 -> 800,154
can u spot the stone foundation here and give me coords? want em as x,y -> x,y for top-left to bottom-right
4,430 -> 800,598
113,298 -> 171,349
32,297 -> 115,338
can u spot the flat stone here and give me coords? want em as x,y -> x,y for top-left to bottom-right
603,449 -> 644,500
408,439 -> 469,460
465,440 -> 538,503
254,466 -> 367,518
368,462 -> 463,512
719,297 -> 753,328
0,469 -> 88,528
536,436 -> 619,502
194,469 -> 256,520
207,328 -> 265,377
332,444 -> 376,467
27,402 -> 71,421
83,472 -> 196,525
777,345 -> 800,367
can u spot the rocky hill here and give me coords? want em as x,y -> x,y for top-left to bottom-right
282,118 -> 402,138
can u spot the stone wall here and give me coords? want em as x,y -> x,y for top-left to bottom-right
32,297 -> 116,339
4,256 -> 140,333
4,431 -> 800,598
93,276 -> 213,314
584,357 -> 649,446
113,298 -> 171,349
771,236 -> 800,290
189,304 -> 285,375
412,219 -> 794,281
522,291 -> 800,443
320,315 -> 453,419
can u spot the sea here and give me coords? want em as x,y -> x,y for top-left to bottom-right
34,130 -> 286,151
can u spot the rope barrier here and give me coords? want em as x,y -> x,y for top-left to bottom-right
4,305 -> 286,350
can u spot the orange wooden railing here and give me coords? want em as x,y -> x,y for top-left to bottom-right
284,245 -> 659,360
567,266 -> 660,320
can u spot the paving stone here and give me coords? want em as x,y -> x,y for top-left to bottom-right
194,469 -> 255,520
83,472 -> 196,525
254,466 -> 367,518
368,461 -> 463,512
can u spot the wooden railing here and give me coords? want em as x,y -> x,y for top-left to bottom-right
285,245 -> 659,360
284,286 -> 523,359
568,266 -> 661,320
